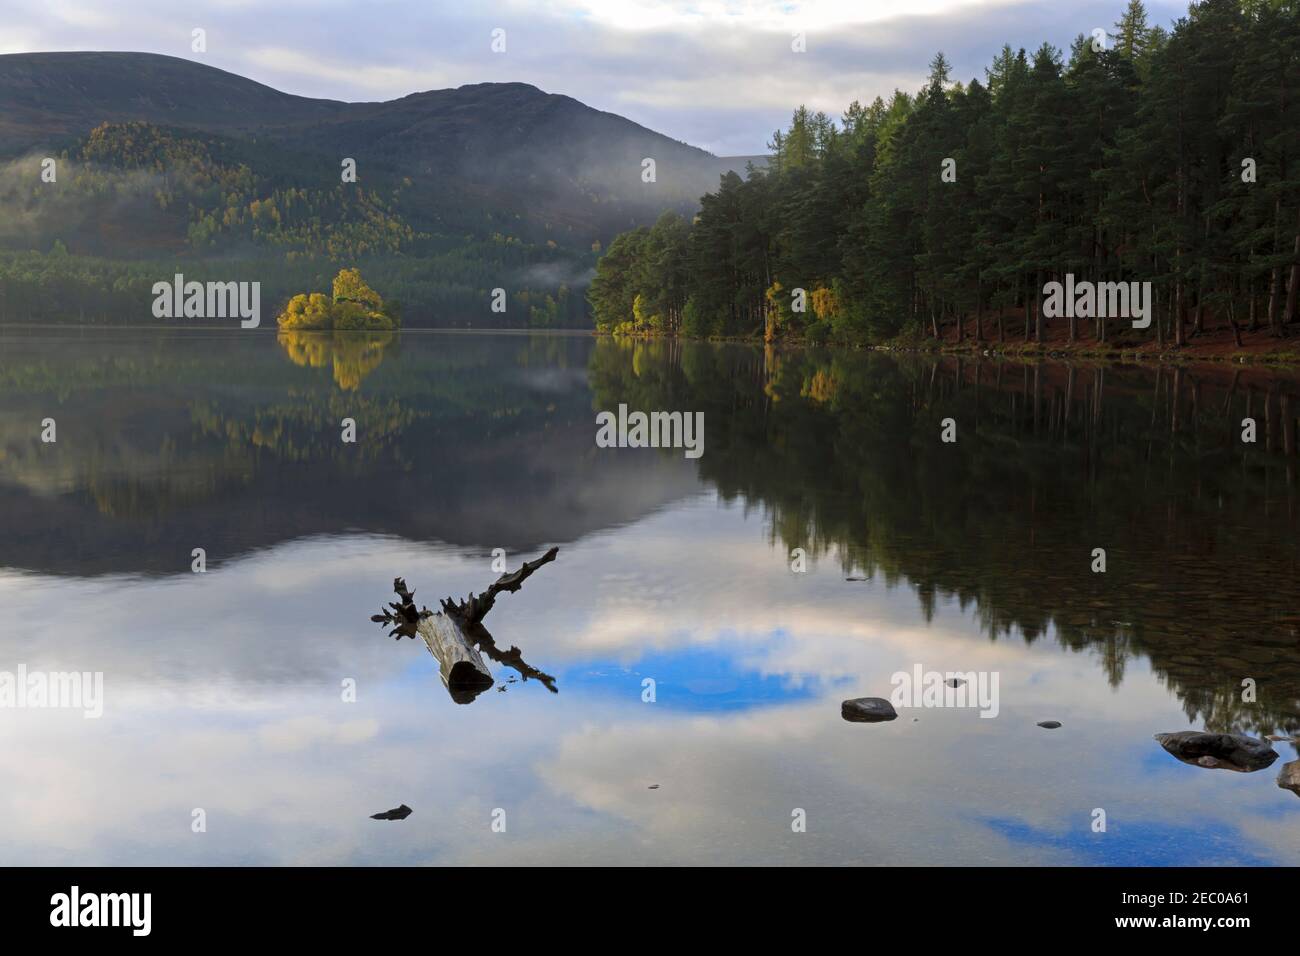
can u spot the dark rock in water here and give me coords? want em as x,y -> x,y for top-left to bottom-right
1278,760 -> 1300,797
841,697 -> 898,723
371,803 -> 413,820
1037,720 -> 1062,729
1154,731 -> 1278,772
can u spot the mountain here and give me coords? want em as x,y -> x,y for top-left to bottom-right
0,51 -> 770,326
0,51 -> 347,146
0,52 -> 763,243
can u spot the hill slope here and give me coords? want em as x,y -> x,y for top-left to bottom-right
0,52 -> 347,147
0,52 -> 761,243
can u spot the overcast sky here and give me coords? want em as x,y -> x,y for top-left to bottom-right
1,0 -> 1189,155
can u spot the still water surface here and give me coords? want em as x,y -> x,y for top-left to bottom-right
1,326 -> 1298,865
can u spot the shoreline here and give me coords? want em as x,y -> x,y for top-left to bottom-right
6,321 -> 1299,367
598,325 -> 1300,368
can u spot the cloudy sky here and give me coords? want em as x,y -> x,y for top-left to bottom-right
2,1 -> 1188,163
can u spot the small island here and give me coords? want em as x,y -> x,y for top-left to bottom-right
277,268 -> 401,330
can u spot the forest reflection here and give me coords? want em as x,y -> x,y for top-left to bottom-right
588,338 -> 1300,736
277,328 -> 397,390
3,328 -> 1297,737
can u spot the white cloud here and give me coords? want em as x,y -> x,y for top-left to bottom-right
0,0 -> 1195,153
548,0 -> 1031,32
240,47 -> 455,95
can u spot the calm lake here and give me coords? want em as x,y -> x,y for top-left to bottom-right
1,326 -> 1298,865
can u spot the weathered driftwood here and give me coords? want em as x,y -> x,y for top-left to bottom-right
371,548 -> 559,704
440,547 -> 559,625
420,613 -> 493,702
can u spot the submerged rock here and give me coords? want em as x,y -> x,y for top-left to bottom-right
1154,731 -> 1278,772
1278,761 -> 1300,797
841,697 -> 898,723
1037,720 -> 1062,729
370,803 -> 413,820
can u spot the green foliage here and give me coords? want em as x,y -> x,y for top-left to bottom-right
804,319 -> 831,346
73,122 -> 418,260
681,296 -> 709,337
587,227 -> 649,332
589,0 -> 1300,347
0,121 -> 595,326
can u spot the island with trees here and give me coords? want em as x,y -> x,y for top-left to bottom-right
277,268 -> 401,330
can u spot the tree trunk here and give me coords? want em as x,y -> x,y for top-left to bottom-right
1267,265 -> 1282,336
1225,296 -> 1245,349
1174,264 -> 1185,347
1155,286 -> 1164,347
418,613 -> 493,702
1023,285 -> 1031,343
1067,272 -> 1077,344
1285,206 -> 1300,326
1267,194 -> 1285,335
372,549 -> 560,704
1034,270 -> 1044,343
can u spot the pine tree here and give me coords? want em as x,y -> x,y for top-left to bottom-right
1113,0 -> 1151,61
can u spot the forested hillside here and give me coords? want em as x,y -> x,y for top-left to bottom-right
0,120 -> 584,325
0,52 -> 761,326
589,0 -> 1300,353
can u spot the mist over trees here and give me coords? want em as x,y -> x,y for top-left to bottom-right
16,122 -> 588,327
589,0 -> 1300,348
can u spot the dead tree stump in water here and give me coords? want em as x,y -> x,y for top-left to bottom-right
371,547 -> 559,704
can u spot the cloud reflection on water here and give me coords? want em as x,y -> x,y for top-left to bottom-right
1,495 -> 1297,865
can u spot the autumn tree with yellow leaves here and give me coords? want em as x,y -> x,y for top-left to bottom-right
277,268 -> 401,331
